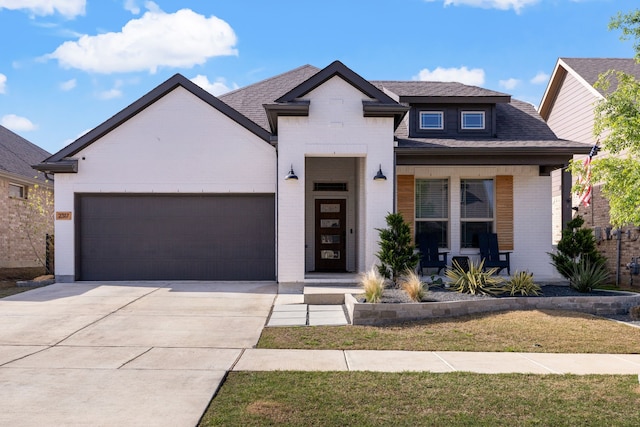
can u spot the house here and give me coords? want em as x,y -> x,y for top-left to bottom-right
0,125 -> 53,269
35,61 -> 590,283
539,57 -> 640,285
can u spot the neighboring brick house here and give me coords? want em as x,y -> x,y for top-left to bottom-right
35,61 -> 590,283
539,58 -> 640,286
0,125 -> 53,268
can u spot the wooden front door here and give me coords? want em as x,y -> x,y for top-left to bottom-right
315,199 -> 347,272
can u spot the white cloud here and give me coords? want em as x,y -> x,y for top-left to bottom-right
190,75 -> 237,96
0,73 -> 6,94
59,78 -> 76,91
0,0 -> 85,18
424,0 -> 539,13
499,78 -> 520,90
96,80 -> 124,100
46,2 -> 238,74
1,114 -> 37,132
414,66 -> 485,86
124,0 -> 140,14
530,71 -> 549,84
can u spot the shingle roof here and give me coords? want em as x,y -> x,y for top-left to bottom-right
372,80 -> 510,98
561,58 -> 640,92
219,64 -> 320,131
0,125 -> 50,182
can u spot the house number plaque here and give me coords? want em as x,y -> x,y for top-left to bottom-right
56,211 -> 72,220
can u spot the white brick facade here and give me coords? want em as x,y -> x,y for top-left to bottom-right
277,77 -> 394,282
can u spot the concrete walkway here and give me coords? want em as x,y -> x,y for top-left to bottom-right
234,349 -> 640,375
1,282 -> 640,427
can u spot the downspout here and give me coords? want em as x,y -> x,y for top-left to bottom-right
616,228 -> 622,287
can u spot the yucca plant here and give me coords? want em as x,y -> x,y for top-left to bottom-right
567,258 -> 610,293
359,267 -> 386,303
400,269 -> 427,302
446,259 -> 505,296
506,271 -> 541,296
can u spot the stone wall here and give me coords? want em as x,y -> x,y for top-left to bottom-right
345,292 -> 640,326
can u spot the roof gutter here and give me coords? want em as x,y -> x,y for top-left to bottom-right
32,159 -> 78,174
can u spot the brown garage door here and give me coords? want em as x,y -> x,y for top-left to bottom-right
76,194 -> 275,281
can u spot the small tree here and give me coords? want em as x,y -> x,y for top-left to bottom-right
17,181 -> 54,273
549,215 -> 607,279
376,213 -> 419,287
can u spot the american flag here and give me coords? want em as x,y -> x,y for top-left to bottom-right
577,144 -> 599,208
577,156 -> 592,207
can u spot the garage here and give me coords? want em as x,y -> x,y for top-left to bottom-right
76,194 -> 275,281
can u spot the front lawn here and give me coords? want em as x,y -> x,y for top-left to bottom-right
200,371 -> 640,426
259,309 -> 640,353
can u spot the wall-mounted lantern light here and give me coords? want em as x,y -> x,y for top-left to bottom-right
285,164 -> 298,181
373,164 -> 387,181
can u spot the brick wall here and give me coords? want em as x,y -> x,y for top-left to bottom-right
575,185 -> 640,287
0,177 -> 54,268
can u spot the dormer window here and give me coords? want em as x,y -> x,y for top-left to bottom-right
461,111 -> 485,130
419,111 -> 444,130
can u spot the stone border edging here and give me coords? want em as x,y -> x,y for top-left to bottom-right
344,292 -> 640,326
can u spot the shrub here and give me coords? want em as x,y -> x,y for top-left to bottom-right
550,215 -> 607,279
400,270 -> 427,302
376,213 -> 420,287
506,271 -> 541,296
359,268 -> 385,303
567,259 -> 610,293
445,259 -> 505,296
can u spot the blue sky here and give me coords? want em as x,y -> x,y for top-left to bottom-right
0,0 -> 637,154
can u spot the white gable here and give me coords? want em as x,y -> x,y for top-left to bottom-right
71,86 -> 276,193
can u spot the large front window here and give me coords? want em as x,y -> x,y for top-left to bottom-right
460,179 -> 494,248
415,179 -> 449,247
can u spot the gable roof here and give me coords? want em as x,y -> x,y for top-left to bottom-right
35,74 -> 272,173
539,58 -> 640,120
219,64 -> 320,132
262,61 -> 408,133
0,125 -> 50,182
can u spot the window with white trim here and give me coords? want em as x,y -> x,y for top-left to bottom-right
461,111 -> 485,130
419,111 -> 444,130
460,179 -> 494,248
8,183 -> 25,199
415,179 -> 449,248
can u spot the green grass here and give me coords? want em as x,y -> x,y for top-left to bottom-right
259,309 -> 640,353
200,371 -> 640,426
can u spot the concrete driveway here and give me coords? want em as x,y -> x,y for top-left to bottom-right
0,281 -> 276,427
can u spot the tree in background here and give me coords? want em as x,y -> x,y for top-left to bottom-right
569,9 -> 640,227
376,213 -> 419,287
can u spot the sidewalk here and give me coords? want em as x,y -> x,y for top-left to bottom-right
234,349 -> 640,375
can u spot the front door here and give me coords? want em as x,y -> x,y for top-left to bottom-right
315,199 -> 347,271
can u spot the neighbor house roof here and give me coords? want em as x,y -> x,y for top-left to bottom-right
0,125 -> 50,182
539,58 -> 640,120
